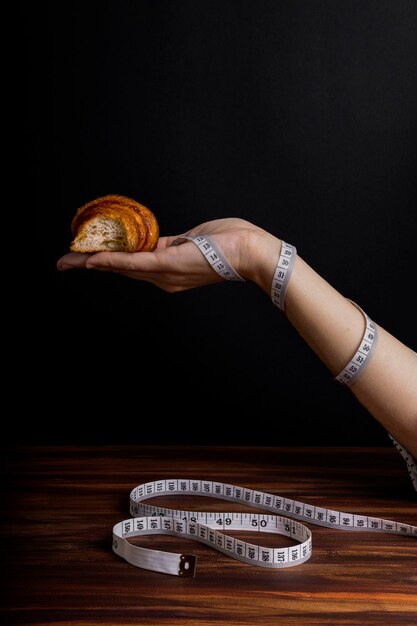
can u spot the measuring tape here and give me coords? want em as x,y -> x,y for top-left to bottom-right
112,479 -> 417,577
114,238 -> 416,576
334,300 -> 378,386
271,240 -> 297,310
171,234 -> 245,281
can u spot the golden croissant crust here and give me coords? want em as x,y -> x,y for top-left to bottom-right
70,194 -> 159,253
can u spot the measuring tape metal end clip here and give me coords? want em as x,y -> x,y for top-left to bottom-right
179,554 -> 197,578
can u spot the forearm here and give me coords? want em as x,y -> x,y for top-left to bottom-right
247,231 -> 417,457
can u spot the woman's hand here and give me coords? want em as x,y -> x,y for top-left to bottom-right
57,218 -> 280,293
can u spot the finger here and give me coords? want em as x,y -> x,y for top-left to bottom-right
56,243 -> 174,270
56,240 -> 191,273
57,253 -> 92,270
85,250 -> 163,272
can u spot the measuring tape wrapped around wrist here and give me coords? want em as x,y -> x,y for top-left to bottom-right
170,234 -> 297,314
112,478 -> 416,578
271,241 -> 297,311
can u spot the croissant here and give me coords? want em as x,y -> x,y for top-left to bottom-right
70,194 -> 159,253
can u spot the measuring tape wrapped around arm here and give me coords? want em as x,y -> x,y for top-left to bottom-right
112,479 -> 417,578
111,237 -> 416,576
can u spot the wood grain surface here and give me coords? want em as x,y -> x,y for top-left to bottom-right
1,446 -> 416,625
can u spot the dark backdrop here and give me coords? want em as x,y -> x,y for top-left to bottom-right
26,0 -> 416,444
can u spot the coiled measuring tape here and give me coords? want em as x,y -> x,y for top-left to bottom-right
112,479 -> 417,578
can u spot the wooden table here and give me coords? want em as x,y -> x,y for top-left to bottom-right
1,446 -> 416,625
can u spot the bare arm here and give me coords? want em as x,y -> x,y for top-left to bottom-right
58,218 -> 417,456
247,228 -> 417,457
290,270 -> 417,455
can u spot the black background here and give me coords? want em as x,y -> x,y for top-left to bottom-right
25,0 -> 416,445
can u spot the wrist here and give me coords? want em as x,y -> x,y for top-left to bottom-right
243,229 -> 283,294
